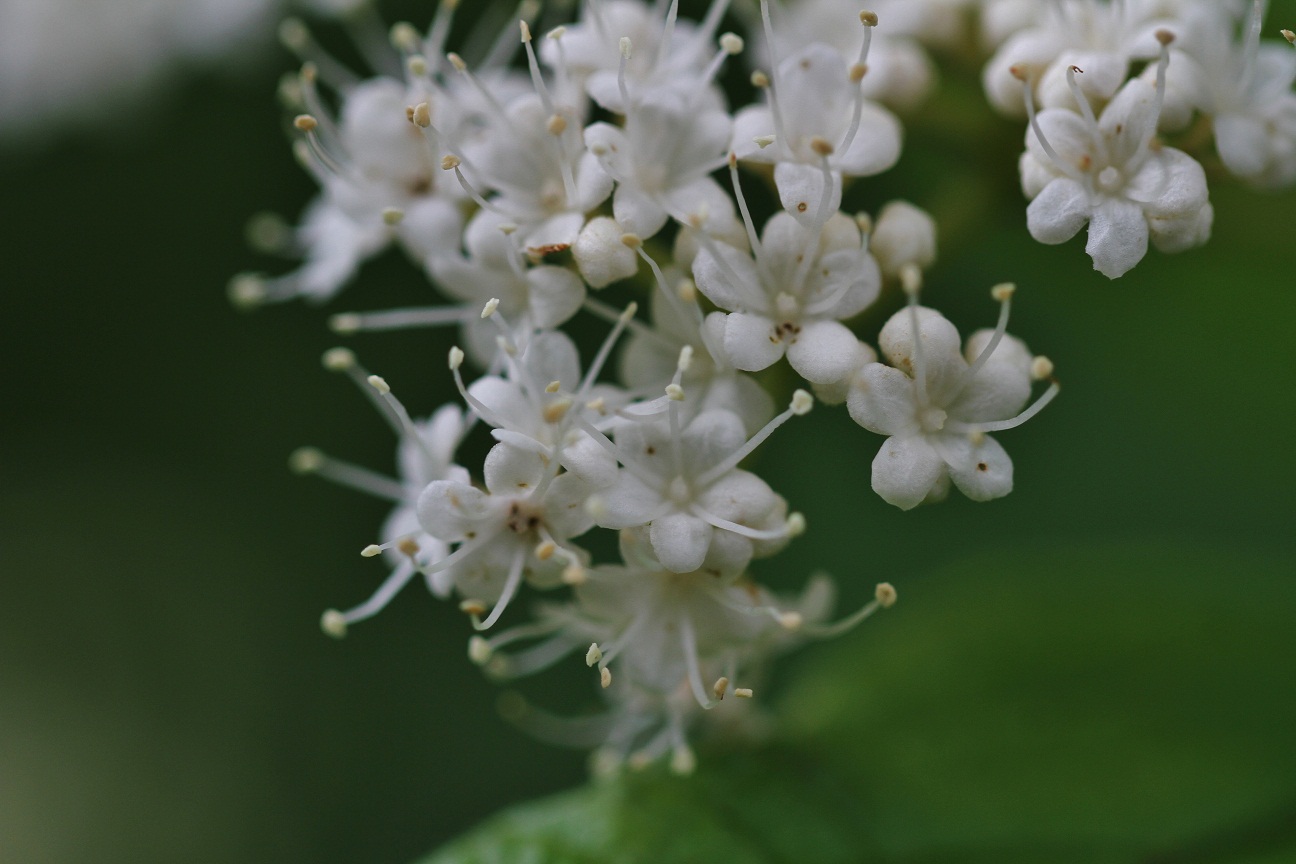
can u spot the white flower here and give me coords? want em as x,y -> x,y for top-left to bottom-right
847,286 -> 1058,510
983,0 -> 1182,116
584,99 -> 734,239
692,210 -> 881,385
298,348 -> 468,638
1158,3 -> 1296,188
540,0 -> 732,113
589,397 -> 809,574
732,38 -> 903,221
1019,56 -> 1212,278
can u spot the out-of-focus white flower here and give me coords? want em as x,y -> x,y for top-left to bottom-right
0,0 -> 274,138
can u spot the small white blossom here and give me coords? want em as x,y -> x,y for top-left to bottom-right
847,287 -> 1058,510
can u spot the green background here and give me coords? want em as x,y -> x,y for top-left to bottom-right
2,1 -> 1294,862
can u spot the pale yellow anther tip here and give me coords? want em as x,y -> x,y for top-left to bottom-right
320,609 -> 347,639
875,582 -> 898,608
991,282 -> 1017,302
859,10 -> 878,26
293,114 -> 317,132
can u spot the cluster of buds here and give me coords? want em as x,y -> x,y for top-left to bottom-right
234,0 -> 1081,773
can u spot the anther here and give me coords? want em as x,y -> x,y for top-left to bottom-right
322,347 -> 355,371
468,636 -> 493,665
448,347 -> 465,370
720,32 -> 744,55
519,20 -> 532,43
546,114 -> 567,135
860,10 -> 878,26
545,380 -> 562,393
293,114 -> 318,132
620,233 -> 643,249
381,208 -> 404,226
460,599 -> 488,616
547,26 -> 567,40
786,512 -> 807,537
440,154 -> 461,170
991,282 -> 1016,302
779,611 -> 804,630
791,390 -> 814,416
446,52 -> 467,72
366,374 -> 390,395
754,134 -> 775,149
809,136 -> 835,157
677,278 -> 697,302
562,564 -> 587,585
600,667 -> 613,688
320,609 -> 347,639
665,383 -> 685,401
481,297 -> 500,319
900,263 -> 922,297
751,70 -> 770,88
850,63 -> 868,83
619,36 -> 632,59
586,643 -> 603,667
289,447 -> 324,474
227,274 -> 266,309
390,22 -> 419,52
1031,356 -> 1055,381
535,540 -> 556,561
361,544 -> 383,557
543,399 -> 573,423
875,582 -> 897,608
677,345 -> 694,372
713,677 -> 730,699
329,313 -> 360,334
413,103 -> 432,128
734,687 -> 754,698
1283,29 -> 1295,45
407,56 -> 428,77
1155,29 -> 1175,47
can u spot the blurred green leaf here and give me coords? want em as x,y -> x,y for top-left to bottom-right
422,543 -> 1296,864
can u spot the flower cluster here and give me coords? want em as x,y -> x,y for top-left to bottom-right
233,0 -> 1098,774
983,0 -> 1296,277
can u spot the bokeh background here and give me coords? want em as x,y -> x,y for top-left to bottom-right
2,1 -> 1294,862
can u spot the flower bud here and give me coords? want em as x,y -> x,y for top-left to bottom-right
573,217 -> 638,288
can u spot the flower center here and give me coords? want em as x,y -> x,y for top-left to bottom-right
668,475 -> 692,504
1096,166 -> 1124,193
919,406 -> 948,433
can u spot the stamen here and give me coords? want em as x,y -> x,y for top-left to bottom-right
330,305 -> 475,334
289,447 -> 406,501
836,12 -> 877,157
320,558 -> 419,637
578,302 -> 638,398
279,18 -> 360,91
679,613 -> 720,709
801,581 -> 897,638
1013,65 -> 1083,181
901,269 -> 929,406
1152,30 -> 1175,123
367,375 -> 442,467
657,0 -> 681,69
957,283 -> 1015,388
695,391 -> 811,486
424,0 -> 461,70
728,154 -> 765,259
951,381 -> 1060,434
481,0 -> 542,69
496,692 -> 614,748
1064,66 -> 1100,141
472,547 -> 528,630
690,506 -> 798,541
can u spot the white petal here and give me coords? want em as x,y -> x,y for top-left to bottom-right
691,242 -> 764,313
774,161 -> 842,226
1026,178 -> 1091,245
834,101 -> 903,177
1085,196 -> 1148,279
612,184 -> 669,239
722,311 -> 785,371
871,435 -> 945,511
680,409 -> 748,477
417,480 -> 492,540
595,472 -> 667,529
541,473 -> 597,540
877,305 -> 966,396
483,442 -> 545,496
526,266 -> 585,330
786,320 -> 863,386
559,432 -> 618,489
938,434 -> 1014,502
650,512 -> 713,573
847,362 -> 921,437
949,332 -> 1033,424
